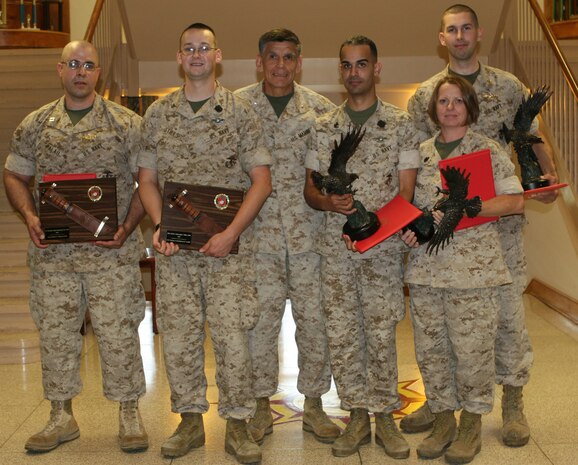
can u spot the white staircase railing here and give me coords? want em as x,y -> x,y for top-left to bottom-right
84,0 -> 136,101
490,0 -> 578,197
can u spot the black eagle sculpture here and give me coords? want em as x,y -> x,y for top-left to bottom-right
500,86 -> 552,190
404,166 -> 482,255
311,126 -> 380,241
426,166 -> 482,255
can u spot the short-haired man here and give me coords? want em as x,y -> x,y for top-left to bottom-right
304,35 -> 421,459
235,28 -> 340,444
137,23 -> 272,464
404,3 -> 559,451
4,40 -> 148,453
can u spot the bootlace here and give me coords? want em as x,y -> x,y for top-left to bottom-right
342,409 -> 367,437
430,412 -> 453,437
120,401 -> 141,435
41,401 -> 68,434
378,414 -> 403,438
456,414 -> 478,443
171,414 -> 196,437
504,389 -> 523,413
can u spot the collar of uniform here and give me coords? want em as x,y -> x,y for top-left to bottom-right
47,94 -> 105,132
258,80 -> 301,119
175,82 -> 227,120
337,98 -> 385,129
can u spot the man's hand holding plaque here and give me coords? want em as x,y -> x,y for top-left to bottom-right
159,181 -> 244,254
38,177 -> 118,244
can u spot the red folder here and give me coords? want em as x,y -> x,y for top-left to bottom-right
523,182 -> 568,197
356,195 -> 423,253
438,149 -> 497,231
42,173 -> 97,182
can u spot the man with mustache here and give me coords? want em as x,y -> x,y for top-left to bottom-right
304,35 -> 421,459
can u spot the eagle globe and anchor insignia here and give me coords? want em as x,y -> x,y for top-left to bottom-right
312,125 -> 381,241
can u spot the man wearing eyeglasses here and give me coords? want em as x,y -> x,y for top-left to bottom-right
137,23 -> 272,464
304,35 -> 421,459
3,40 -> 148,453
234,28 -> 339,446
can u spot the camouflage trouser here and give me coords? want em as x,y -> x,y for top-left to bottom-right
409,284 -> 500,414
156,252 -> 259,420
30,264 -> 146,401
495,224 -> 533,386
251,251 -> 331,398
321,254 -> 405,413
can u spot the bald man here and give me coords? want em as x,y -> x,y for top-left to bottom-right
4,40 -> 148,453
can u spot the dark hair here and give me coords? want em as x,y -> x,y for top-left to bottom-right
339,35 -> 377,61
179,22 -> 217,47
441,4 -> 479,31
258,28 -> 301,55
427,75 -> 479,127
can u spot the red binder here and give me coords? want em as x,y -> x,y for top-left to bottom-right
438,149 -> 497,231
42,173 -> 97,182
356,195 -> 423,253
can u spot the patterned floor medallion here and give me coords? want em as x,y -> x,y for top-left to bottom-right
270,379 -> 426,428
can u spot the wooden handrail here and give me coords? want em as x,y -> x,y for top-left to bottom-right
84,0 -> 104,42
528,0 -> 578,101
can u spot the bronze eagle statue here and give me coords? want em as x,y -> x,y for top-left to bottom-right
311,125 -> 364,195
311,125 -> 380,241
405,166 -> 482,255
425,166 -> 482,255
500,86 -> 552,190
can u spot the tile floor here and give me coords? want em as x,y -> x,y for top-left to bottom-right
0,294 -> 577,465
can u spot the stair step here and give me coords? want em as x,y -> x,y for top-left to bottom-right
0,71 -> 61,90
0,331 -> 40,365
0,48 -> 61,72
0,250 -> 28,267
0,88 -> 64,110
0,222 -> 31,240
0,239 -> 29,252
0,297 -> 29,315
0,267 -> 30,298
0,107 -> 38,130
0,313 -> 36,332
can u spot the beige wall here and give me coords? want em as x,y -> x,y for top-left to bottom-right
67,0 -> 578,302
69,0 -> 96,41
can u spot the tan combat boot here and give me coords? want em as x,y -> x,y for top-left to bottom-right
119,400 -> 149,452
302,396 -> 340,443
25,400 -> 80,452
374,412 -> 410,459
161,412 -> 205,458
331,408 -> 371,457
502,385 -> 530,447
247,397 -> 273,444
225,418 -> 262,464
400,402 -> 435,433
416,410 -> 456,459
445,410 -> 482,464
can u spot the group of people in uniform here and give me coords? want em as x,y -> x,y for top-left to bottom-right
3,3 -> 560,465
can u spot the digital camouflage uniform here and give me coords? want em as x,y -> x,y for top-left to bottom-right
5,95 -> 146,402
138,84 -> 271,419
305,100 -> 420,413
234,82 -> 335,398
405,129 -> 524,414
407,63 -> 534,387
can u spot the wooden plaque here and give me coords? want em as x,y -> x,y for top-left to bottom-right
38,177 -> 118,243
160,181 -> 244,253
